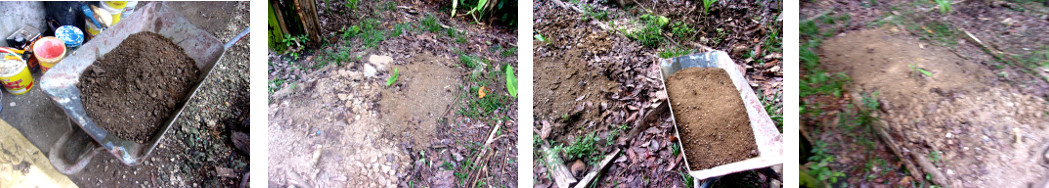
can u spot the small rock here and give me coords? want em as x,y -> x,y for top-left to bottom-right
216,167 -> 237,178
570,160 -> 586,177
363,64 -> 378,77
368,55 -> 393,69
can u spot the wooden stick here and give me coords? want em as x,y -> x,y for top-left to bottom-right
542,145 -> 578,188
850,92 -> 925,183
573,148 -> 621,188
961,29 -> 1049,83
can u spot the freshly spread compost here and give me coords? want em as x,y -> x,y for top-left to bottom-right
79,32 -> 201,143
665,67 -> 757,170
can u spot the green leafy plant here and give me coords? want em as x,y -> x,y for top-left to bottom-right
934,0 -> 951,14
505,65 -> 518,98
702,0 -> 717,14
910,63 -> 933,77
534,34 -> 547,43
386,68 -> 400,86
563,133 -> 598,162
345,0 -> 359,11
808,140 -> 846,184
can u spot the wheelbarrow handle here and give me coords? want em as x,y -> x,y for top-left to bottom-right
224,27 -> 250,49
48,120 -> 103,174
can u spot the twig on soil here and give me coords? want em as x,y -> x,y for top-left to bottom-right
912,152 -> 950,186
850,93 -> 926,185
573,148 -> 620,188
469,123 -> 505,187
542,145 -> 578,188
627,100 -> 668,140
961,29 -> 1049,83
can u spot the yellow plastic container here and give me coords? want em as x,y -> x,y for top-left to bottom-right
103,1 -> 127,9
33,37 -> 67,73
99,3 -> 123,25
85,19 -> 102,36
0,57 -> 34,95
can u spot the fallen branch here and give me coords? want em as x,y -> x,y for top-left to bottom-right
573,148 -> 620,188
961,28 -> 1049,83
912,152 -> 950,186
469,123 -> 505,187
627,100 -> 668,141
543,145 -> 578,188
849,92 -> 925,184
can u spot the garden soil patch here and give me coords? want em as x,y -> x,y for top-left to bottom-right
821,28 -> 1049,187
79,32 -> 200,143
379,52 -> 459,149
665,67 -> 756,170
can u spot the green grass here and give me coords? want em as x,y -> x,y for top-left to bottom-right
501,46 -> 517,57
658,47 -> 695,58
760,88 -> 783,131
934,0 -> 952,14
1017,46 -> 1049,69
627,14 -> 668,47
459,86 -> 507,119
581,4 -> 610,21
911,21 -> 958,46
422,14 -> 441,33
606,124 -> 628,146
389,22 -> 412,38
680,172 -> 695,187
670,21 -> 695,39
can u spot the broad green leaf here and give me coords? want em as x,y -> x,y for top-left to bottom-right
505,65 -> 517,98
386,68 -> 400,86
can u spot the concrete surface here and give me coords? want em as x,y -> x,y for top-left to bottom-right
1,71 -> 74,155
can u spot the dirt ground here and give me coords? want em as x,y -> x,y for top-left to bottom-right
268,0 -> 518,187
80,32 -> 201,143
802,0 -> 1049,187
533,0 -> 782,187
66,1 -> 250,187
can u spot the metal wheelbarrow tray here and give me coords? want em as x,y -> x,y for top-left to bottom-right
657,51 -> 784,181
40,2 -> 225,173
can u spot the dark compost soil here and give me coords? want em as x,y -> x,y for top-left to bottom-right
666,67 -> 756,170
79,32 -> 200,143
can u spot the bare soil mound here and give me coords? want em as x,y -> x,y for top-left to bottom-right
821,28 -> 1049,187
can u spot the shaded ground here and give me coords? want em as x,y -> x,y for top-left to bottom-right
533,0 -> 782,187
268,0 -> 518,187
801,0 -> 1049,187
60,1 -> 250,187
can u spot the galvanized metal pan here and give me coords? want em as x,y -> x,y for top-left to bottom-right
657,51 -> 783,181
41,2 -> 228,174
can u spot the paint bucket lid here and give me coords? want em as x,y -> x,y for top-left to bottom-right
55,25 -> 84,48
33,37 -> 66,61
